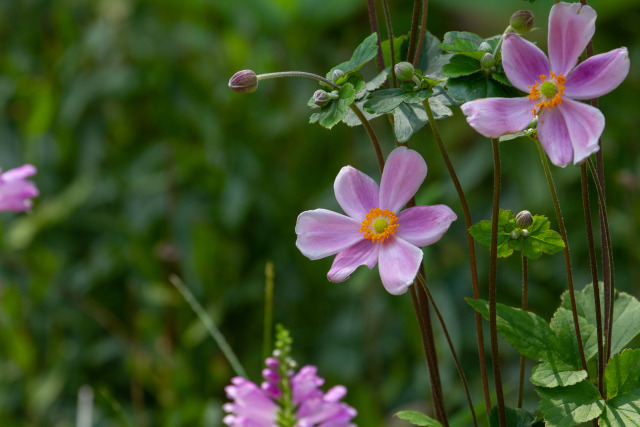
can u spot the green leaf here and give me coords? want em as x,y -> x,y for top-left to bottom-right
530,360 -> 588,388
365,70 -> 389,92
491,71 -> 512,87
442,54 -> 481,77
341,97 -> 381,127
381,35 -> 408,68
488,405 -> 538,427
605,349 -> 640,399
445,72 -> 519,102
468,209 -> 515,258
309,83 -> 355,129
439,31 -> 484,53
466,299 -> 562,362
498,128 -> 536,142
391,91 -> 454,143
363,87 -> 432,115
520,216 -> 565,259
561,284 -> 640,355
327,33 -> 379,85
537,380 -> 604,427
416,32 -> 453,79
395,410 -> 443,426
550,307 -> 598,364
600,389 -> 640,426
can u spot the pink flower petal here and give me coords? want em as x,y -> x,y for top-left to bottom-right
327,239 -> 379,283
548,2 -> 597,76
502,34 -> 551,92
564,47 -> 630,99
538,98 -> 603,167
295,209 -> 364,260
460,97 -> 536,138
378,147 -> 427,213
396,205 -> 457,247
333,166 -> 379,221
378,236 -> 423,295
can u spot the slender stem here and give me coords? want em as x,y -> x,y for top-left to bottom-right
263,262 -> 275,361
581,164 -> 604,394
257,71 -> 338,89
169,275 -> 248,378
348,104 -> 385,172
489,138 -> 507,427
412,0 -> 429,67
422,100 -> 491,413
381,0 -> 397,87
517,255 -> 528,409
406,0 -> 421,63
415,273 -> 478,427
367,0 -> 386,73
536,143 -> 589,373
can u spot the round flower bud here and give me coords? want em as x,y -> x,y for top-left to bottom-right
394,61 -> 415,82
510,229 -> 521,240
332,69 -> 345,82
313,90 -> 331,107
510,10 -> 534,35
515,210 -> 533,229
481,53 -> 496,68
228,70 -> 258,93
478,42 -> 492,53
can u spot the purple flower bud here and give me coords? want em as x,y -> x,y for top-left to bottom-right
265,357 -> 279,370
0,164 -> 39,212
262,368 -> 280,384
332,69 -> 345,83
515,210 -> 533,229
313,90 -> 331,107
510,10 -> 534,35
228,70 -> 258,93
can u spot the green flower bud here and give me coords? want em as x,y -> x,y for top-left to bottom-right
510,10 -> 534,35
228,70 -> 258,93
481,53 -> 496,68
515,210 -> 533,229
478,42 -> 492,53
332,69 -> 345,82
394,62 -> 415,82
510,229 -> 521,240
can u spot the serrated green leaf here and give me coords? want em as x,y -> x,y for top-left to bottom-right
491,71 -> 512,86
521,216 -> 565,259
363,89 -> 406,114
328,33 -> 379,85
600,389 -> 640,426
365,70 -> 389,92
561,284 -> 640,355
550,307 -> 598,364
468,209 -> 515,258
309,83 -> 355,129
341,97 -> 381,127
537,381 -> 604,427
416,32 -> 453,79
440,31 -> 484,52
393,103 -> 428,143
446,72 -> 519,102
442,54 -> 481,77
488,405 -> 537,427
466,299 -> 562,362
381,35 -> 408,68
605,349 -> 640,399
395,410 -> 442,426
498,128 -> 536,142
530,360 -> 588,388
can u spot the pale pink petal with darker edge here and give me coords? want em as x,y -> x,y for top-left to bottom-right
558,97 -> 603,164
564,47 -> 630,99
377,236 -> 423,295
548,2 -> 597,76
327,239 -> 379,283
537,108 -> 574,167
461,97 -> 536,138
502,34 -> 551,92
378,146 -> 426,213
295,209 -> 363,260
334,166 -> 379,221
396,205 -> 457,247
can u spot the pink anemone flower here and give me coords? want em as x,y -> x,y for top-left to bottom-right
295,146 -> 457,295
460,2 -> 629,167
0,164 -> 39,212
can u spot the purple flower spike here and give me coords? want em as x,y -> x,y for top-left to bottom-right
295,146 -> 457,295
460,2 -> 630,167
0,164 -> 39,212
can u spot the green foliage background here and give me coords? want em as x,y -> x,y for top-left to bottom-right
0,0 -> 638,425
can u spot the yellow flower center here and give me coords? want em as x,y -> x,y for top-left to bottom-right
528,72 -> 566,115
360,207 -> 399,243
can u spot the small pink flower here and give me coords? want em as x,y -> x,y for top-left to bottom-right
460,2 -> 630,167
0,164 -> 39,212
295,147 -> 457,295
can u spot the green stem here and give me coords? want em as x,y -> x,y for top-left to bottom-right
517,255 -> 528,409
415,273 -> 478,427
422,100 -> 491,413
263,262 -> 275,361
257,71 -> 338,89
381,0 -> 397,87
169,275 -> 248,378
536,143 -> 589,373
349,104 -> 385,172
489,138 -> 507,427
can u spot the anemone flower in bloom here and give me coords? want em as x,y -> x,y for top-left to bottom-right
0,164 -> 39,212
460,2 -> 629,167
295,146 -> 456,295
223,358 -> 356,426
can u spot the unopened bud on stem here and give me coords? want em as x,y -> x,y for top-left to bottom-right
332,69 -> 345,83
394,62 -> 415,82
515,210 -> 533,229
481,53 -> 496,68
312,90 -> 338,107
228,70 -> 258,93
510,10 -> 534,35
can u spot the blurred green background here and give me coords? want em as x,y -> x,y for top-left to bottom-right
0,0 -> 638,425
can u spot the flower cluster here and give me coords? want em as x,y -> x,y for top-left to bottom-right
461,2 -> 629,167
0,164 -> 39,212
295,147 -> 456,295
223,356 -> 356,426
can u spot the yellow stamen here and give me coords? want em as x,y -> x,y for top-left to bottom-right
527,72 -> 566,115
360,207 -> 398,243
